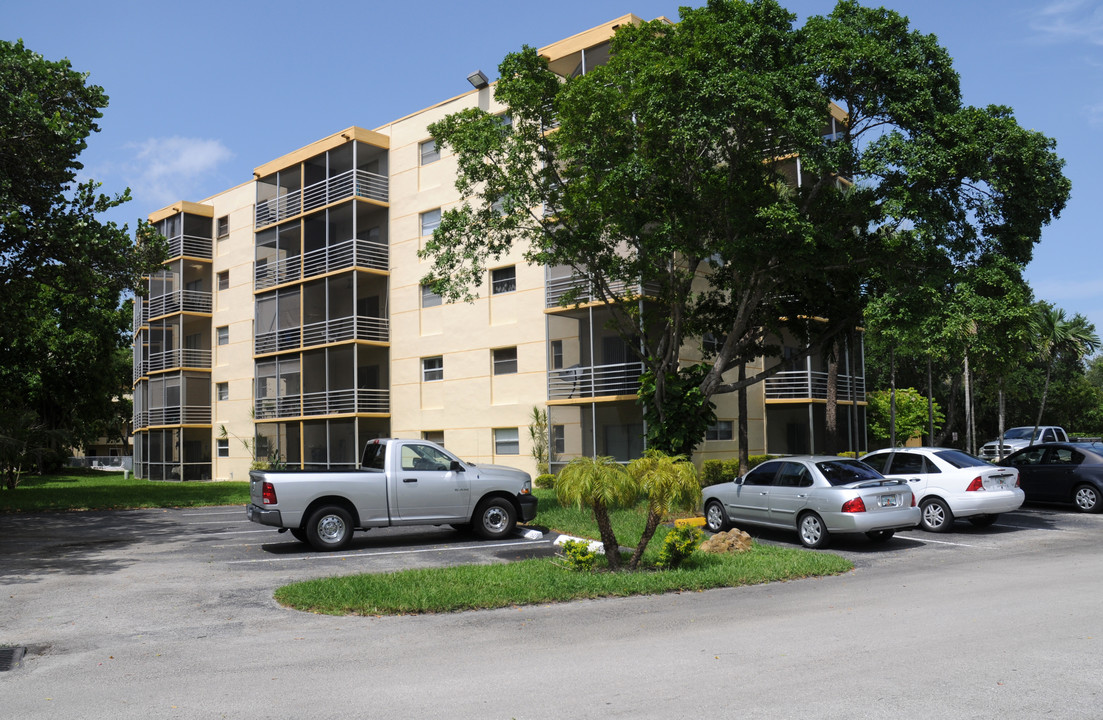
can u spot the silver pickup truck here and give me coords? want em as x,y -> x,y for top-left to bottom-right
246,438 -> 537,551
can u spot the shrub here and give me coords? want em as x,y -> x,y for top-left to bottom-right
558,538 -> 597,572
657,524 -> 702,569
534,473 -> 556,489
701,455 -> 777,487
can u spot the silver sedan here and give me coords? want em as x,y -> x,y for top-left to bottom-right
702,456 -> 920,548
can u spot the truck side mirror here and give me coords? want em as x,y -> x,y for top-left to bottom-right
450,460 -> 465,472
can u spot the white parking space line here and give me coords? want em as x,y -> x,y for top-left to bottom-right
180,510 -> 245,517
225,539 -> 540,564
901,536 -> 984,548
185,520 -> 253,526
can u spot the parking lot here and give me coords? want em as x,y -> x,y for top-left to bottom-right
3,502 -> 1102,718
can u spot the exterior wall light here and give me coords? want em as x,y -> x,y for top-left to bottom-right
467,70 -> 490,89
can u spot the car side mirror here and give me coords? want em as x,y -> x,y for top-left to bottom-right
450,460 -> 465,472
733,476 -> 743,485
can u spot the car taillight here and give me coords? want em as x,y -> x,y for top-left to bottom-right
965,477 -> 984,492
911,492 -> 916,507
841,497 -> 866,513
262,481 -> 277,505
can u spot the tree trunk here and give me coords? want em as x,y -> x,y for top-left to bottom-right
824,338 -> 840,454
927,355 -> 935,444
738,363 -> 749,476
592,499 -> 621,571
1032,363 -> 1053,446
964,349 -> 973,455
998,382 -> 1007,460
889,348 -> 897,448
628,510 -> 663,570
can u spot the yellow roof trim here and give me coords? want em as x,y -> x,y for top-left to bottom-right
538,14 -> 644,61
148,201 -> 214,223
254,126 -> 390,179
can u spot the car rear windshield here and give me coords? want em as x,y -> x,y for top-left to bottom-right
816,459 -> 885,486
933,449 -> 990,469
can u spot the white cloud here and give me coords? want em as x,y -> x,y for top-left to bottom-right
124,136 -> 234,210
1029,0 -> 1103,45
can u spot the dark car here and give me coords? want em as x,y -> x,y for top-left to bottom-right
999,442 -> 1103,513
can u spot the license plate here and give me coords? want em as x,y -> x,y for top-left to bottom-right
879,494 -> 899,508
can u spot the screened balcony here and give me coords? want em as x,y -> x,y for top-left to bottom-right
147,260 -> 213,318
255,345 -> 389,420
255,272 -> 389,355
545,268 -> 660,309
154,211 -> 213,260
764,370 -> 866,402
143,372 -> 211,427
548,361 -> 645,400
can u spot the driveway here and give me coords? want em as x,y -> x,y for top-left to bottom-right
2,504 -> 1102,719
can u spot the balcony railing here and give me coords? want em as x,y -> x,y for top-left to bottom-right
255,316 -> 389,354
254,238 -> 388,290
133,298 -> 149,331
147,289 -> 213,318
165,233 -> 213,260
146,348 -> 212,372
548,361 -> 644,400
255,169 -> 389,227
255,388 -> 390,420
546,276 -> 660,309
764,370 -> 866,401
145,405 -> 212,426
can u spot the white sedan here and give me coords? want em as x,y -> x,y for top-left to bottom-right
860,447 -> 1023,532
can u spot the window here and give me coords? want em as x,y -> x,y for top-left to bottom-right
491,266 -> 516,294
889,453 -> 929,475
550,340 -> 563,369
422,356 -> 443,382
216,382 -> 229,401
494,428 -> 520,455
705,420 -> 733,441
493,347 -> 518,375
422,430 -> 445,444
420,208 -> 441,235
217,215 -> 229,238
421,284 -> 442,308
419,139 -> 440,165
217,271 -> 229,291
216,438 -> 229,458
216,326 -> 229,346
552,425 -> 565,454
743,462 -> 778,486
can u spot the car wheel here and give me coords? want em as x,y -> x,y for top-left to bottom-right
1073,485 -> 1102,513
305,506 -> 354,551
473,497 -> 517,539
919,498 -> 954,533
289,528 -> 308,543
968,514 -> 998,528
797,512 -> 830,549
704,500 -> 729,533
865,529 -> 895,543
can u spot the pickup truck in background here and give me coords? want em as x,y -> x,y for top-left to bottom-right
979,426 -> 1069,460
246,438 -> 537,551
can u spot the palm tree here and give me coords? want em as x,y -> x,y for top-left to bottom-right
1031,304 -> 1100,442
555,456 -> 637,570
626,450 -> 701,570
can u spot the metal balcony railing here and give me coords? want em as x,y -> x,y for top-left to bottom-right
764,370 -> 866,401
146,348 -> 212,372
165,233 -> 213,260
132,298 -> 149,331
255,169 -> 389,227
256,316 -> 388,354
548,361 -> 644,400
255,239 -> 388,290
145,405 -> 212,426
255,388 -> 389,420
147,290 -> 213,318
546,276 -> 660,308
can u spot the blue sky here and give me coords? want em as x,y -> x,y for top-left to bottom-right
4,0 -> 1101,334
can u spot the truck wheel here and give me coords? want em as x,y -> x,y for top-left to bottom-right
305,506 -> 353,551
473,498 -> 516,540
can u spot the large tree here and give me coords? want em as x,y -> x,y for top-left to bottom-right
422,0 -> 1069,455
0,40 -> 165,482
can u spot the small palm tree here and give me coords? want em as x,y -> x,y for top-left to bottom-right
555,456 -> 636,570
1031,305 -> 1100,441
626,449 -> 701,570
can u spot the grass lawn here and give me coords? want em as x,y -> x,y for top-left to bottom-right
275,488 -> 854,615
0,469 -> 250,512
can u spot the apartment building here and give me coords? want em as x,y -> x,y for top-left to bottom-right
130,14 -> 867,482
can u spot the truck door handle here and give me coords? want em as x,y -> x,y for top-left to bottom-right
403,478 -> 418,483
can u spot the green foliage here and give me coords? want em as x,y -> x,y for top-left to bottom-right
657,525 -> 703,569
558,539 -> 597,572
527,406 -> 550,474
0,470 -> 250,512
555,456 -> 637,570
534,473 -> 556,489
868,388 -> 944,445
625,449 -> 702,569
1030,303 -> 1100,435
638,364 -> 716,457
701,456 -> 777,486
0,40 -> 167,480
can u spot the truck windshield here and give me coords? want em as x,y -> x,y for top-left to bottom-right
1004,428 -> 1039,440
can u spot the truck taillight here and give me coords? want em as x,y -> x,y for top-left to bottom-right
841,497 -> 866,513
966,477 -> 983,492
262,481 -> 277,505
